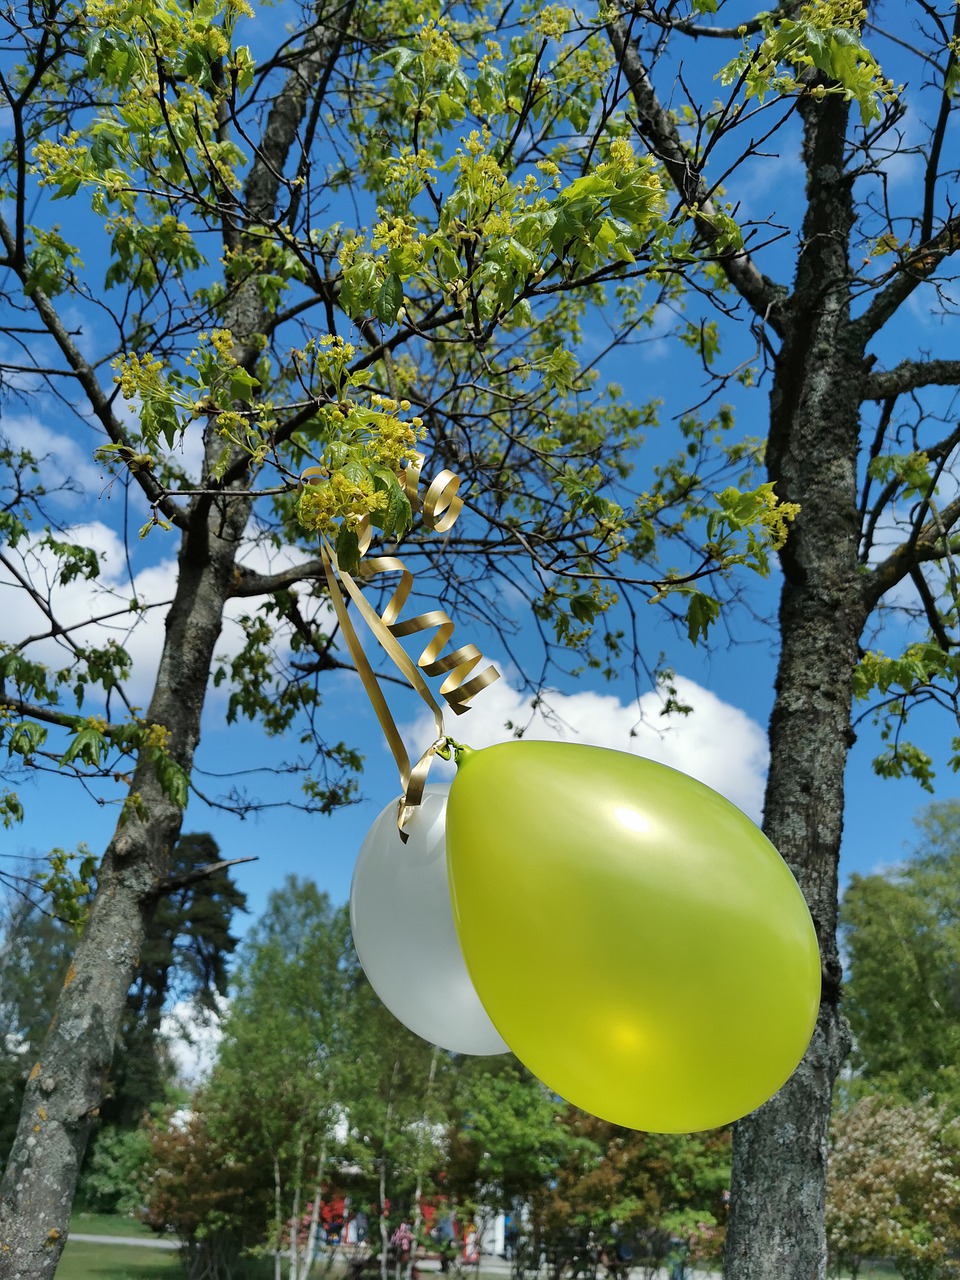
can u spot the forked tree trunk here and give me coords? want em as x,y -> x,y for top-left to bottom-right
0,494 -> 252,1279
0,8 -> 356,1276
724,88 -> 866,1280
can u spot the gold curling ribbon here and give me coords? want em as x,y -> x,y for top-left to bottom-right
301,455 -> 500,832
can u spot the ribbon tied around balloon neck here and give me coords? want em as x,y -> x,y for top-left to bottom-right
300,453 -> 500,834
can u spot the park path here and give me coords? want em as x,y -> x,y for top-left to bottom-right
69,1232 -> 178,1250
67,1237 -> 721,1278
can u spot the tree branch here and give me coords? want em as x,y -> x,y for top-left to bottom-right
228,559 -> 327,597
862,358 -> 960,400
0,696 -> 126,738
606,12 -> 789,338
157,857 -> 257,895
920,2 -> 960,244
910,565 -> 954,650
241,0 -> 357,228
853,214 -> 960,343
0,214 -> 190,532
863,493 -> 960,610
623,0 -> 804,39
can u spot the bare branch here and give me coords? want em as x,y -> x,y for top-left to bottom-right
864,493 -> 960,610
920,3 -> 960,244
606,13 -> 789,338
0,214 -> 191,533
228,559 -> 327,597
863,358 -> 960,400
853,214 -> 960,343
157,856 -> 257,895
624,1 -> 802,41
910,565 -> 954,650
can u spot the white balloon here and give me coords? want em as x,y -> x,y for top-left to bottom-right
350,784 -> 508,1055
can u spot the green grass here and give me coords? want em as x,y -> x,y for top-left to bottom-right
69,1212 -> 156,1239
56,1240 -> 185,1279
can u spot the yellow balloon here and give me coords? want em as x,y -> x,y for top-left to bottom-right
445,742 -> 820,1132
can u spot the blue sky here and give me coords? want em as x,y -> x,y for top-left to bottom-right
2,0 -> 958,944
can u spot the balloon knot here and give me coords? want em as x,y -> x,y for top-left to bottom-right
435,736 -> 472,766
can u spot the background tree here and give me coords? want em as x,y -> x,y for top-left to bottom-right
445,1058 -> 574,1219
0,881 -> 75,1162
0,831 -> 244,1180
204,877 -> 356,1280
841,799 -> 960,1104
104,831 -> 247,1130
827,1096 -> 960,1280
144,1106 -> 267,1280
536,1115 -> 729,1278
321,934 -> 459,1280
0,0 -> 792,1273
602,4 -> 960,1275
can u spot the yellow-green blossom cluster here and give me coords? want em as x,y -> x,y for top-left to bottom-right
416,18 -> 461,69
534,6 -> 573,40
758,486 -> 801,550
601,137 -> 638,174
799,0 -> 866,29
297,389 -> 423,537
297,469 -> 389,535
31,132 -> 86,186
363,394 -> 424,468
115,350 -> 167,402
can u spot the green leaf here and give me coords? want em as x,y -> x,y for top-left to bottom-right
154,750 -> 190,807
384,478 -> 413,538
569,593 -> 599,624
89,128 -> 116,175
336,524 -> 361,575
59,724 -> 106,769
8,721 -> 48,759
229,367 -> 260,404
685,592 -> 720,645
375,273 -> 404,325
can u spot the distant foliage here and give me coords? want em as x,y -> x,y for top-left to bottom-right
143,1107 -> 266,1280
827,1096 -> 960,1280
841,800 -> 960,1104
74,1124 -> 153,1217
141,877 -> 731,1272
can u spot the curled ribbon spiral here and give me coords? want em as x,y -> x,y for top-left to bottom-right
300,454 -> 500,832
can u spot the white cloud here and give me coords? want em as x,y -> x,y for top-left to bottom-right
0,499 -> 333,711
2,414 -> 107,501
0,520 -> 178,705
161,995 -> 227,1084
405,671 -> 769,821
2,523 -> 156,706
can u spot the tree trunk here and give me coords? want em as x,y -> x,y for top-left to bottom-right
0,491 -> 251,1279
408,1047 -> 440,1280
0,9 -> 355,1275
289,1133 -> 305,1279
380,1156 -> 390,1280
275,1154 -> 285,1280
723,87 -> 865,1280
300,1140 -> 328,1280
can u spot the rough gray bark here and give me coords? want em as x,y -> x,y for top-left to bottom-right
0,7 -> 354,1274
0,493 -> 250,1280
723,82 -> 866,1280
607,12 -> 960,1277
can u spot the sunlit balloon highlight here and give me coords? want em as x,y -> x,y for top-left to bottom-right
445,741 -> 821,1133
